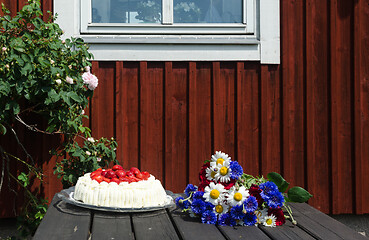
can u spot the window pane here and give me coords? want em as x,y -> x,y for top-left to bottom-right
92,0 -> 162,23
173,0 -> 242,23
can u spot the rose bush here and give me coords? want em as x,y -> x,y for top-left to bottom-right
0,1 -> 117,237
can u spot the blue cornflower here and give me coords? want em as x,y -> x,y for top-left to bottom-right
230,205 -> 245,220
204,201 -> 215,212
191,199 -> 206,215
243,212 -> 257,226
244,196 -> 258,212
266,191 -> 285,208
259,181 -> 279,200
201,210 -> 217,224
185,184 -> 198,196
193,191 -> 205,201
229,161 -> 243,179
175,197 -> 190,210
219,213 -> 236,226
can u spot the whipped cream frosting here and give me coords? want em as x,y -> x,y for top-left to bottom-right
73,173 -> 168,208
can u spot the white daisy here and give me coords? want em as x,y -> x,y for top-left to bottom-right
227,186 -> 249,206
255,209 -> 268,224
213,161 -> 232,183
263,214 -> 277,227
211,151 -> 231,165
205,165 -> 218,181
214,201 -> 229,216
203,182 -> 225,205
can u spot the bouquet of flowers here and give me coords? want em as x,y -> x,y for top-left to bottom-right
174,2 -> 201,23
175,151 -> 312,227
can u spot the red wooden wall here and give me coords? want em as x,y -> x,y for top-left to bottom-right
0,0 -> 369,216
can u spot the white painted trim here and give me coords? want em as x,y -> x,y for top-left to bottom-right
81,35 -> 259,44
54,0 -> 280,63
54,0 -> 79,40
83,23 -> 249,34
245,0 -> 254,33
162,0 -> 172,24
89,44 -> 260,61
259,0 -> 280,64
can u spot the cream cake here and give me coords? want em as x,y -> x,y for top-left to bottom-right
73,165 -> 169,208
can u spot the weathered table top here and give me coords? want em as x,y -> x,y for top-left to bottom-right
34,194 -> 367,240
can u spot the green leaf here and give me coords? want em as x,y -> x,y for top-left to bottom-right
267,172 -> 289,193
17,172 -> 29,187
35,211 -> 44,220
10,101 -> 20,114
0,123 -> 6,135
61,94 -> 71,105
21,53 -> 31,62
287,186 -> 313,203
47,89 -> 60,103
67,92 -> 82,103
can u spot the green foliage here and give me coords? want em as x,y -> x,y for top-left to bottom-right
16,197 -> 48,238
0,0 -> 93,135
266,172 -> 312,203
287,186 -> 313,203
0,1 -> 118,237
239,173 -> 267,189
54,137 -> 118,188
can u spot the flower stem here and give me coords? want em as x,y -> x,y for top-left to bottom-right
284,203 -> 297,225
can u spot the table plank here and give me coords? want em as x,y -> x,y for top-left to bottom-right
91,212 -> 134,240
33,195 -> 91,240
169,209 -> 226,240
259,219 -> 316,240
289,203 -> 368,240
132,209 -> 179,240
219,225 -> 273,240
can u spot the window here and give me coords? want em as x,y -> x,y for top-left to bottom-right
54,0 -> 279,63
81,0 -> 254,34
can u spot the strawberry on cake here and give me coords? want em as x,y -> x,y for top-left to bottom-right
73,165 -> 169,208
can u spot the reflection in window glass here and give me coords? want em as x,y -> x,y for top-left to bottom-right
173,0 -> 242,23
92,0 -> 162,23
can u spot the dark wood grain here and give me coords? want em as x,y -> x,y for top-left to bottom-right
260,65 -> 281,175
91,61 -> 115,140
170,209 -> 226,240
236,62 -> 260,177
34,194 -> 368,240
132,209 -> 179,240
259,220 -> 315,240
354,0 -> 369,215
281,0 -> 306,189
330,0 -> 354,214
289,203 -> 368,240
140,62 -> 164,180
115,61 -> 140,169
213,62 -> 236,158
306,0 -> 330,213
188,62 -> 212,185
91,212 -> 134,240
219,225 -> 271,240
33,196 -> 91,240
164,62 -> 188,192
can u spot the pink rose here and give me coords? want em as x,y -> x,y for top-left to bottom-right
65,76 -> 74,84
82,72 -> 98,90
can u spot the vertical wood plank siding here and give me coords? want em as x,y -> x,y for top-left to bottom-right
0,0 -> 368,216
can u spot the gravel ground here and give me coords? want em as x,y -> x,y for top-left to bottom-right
330,214 -> 369,237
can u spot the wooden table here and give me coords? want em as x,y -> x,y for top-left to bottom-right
34,194 -> 367,240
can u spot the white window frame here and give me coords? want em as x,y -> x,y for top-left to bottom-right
80,0 -> 254,35
54,0 -> 279,63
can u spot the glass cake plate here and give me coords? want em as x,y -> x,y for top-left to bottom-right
57,186 -> 177,213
